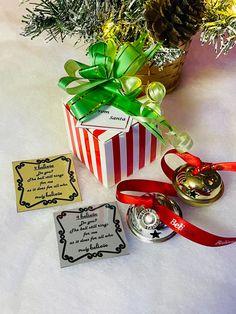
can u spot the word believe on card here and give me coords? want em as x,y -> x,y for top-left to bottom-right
12,154 -> 81,212
54,202 -> 129,267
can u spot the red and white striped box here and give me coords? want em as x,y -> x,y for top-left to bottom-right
64,107 -> 160,188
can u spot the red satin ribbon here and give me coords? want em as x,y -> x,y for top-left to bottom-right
116,150 -> 236,247
161,149 -> 236,180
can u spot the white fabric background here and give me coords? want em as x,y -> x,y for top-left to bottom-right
1,2 -> 236,314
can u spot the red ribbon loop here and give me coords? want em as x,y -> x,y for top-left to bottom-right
116,179 -> 177,208
161,149 -> 236,179
116,179 -> 236,247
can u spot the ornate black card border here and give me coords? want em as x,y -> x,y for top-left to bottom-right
56,203 -> 126,263
15,155 -> 79,209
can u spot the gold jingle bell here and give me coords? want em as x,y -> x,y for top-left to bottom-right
172,164 -> 224,207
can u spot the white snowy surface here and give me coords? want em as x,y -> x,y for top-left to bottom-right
0,2 -> 236,314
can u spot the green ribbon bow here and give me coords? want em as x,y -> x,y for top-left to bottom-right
59,34 -> 192,151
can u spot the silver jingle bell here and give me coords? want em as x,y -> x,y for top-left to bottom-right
172,164 -> 224,207
126,193 -> 182,243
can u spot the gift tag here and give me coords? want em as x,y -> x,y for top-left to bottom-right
54,202 -> 129,267
12,154 -> 81,212
75,104 -> 132,132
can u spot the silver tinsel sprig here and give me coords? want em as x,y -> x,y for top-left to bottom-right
152,47 -> 183,68
201,0 -> 236,56
201,15 -> 236,57
21,0 -> 145,43
21,0 -> 182,67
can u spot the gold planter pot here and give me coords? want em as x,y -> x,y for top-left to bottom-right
137,42 -> 190,93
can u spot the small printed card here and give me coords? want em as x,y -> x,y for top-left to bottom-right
54,202 -> 129,267
12,154 -> 81,212
75,104 -> 132,132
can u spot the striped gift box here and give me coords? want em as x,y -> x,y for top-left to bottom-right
64,106 -> 160,188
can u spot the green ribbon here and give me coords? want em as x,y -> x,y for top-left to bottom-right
59,34 -> 192,150
137,82 -> 193,152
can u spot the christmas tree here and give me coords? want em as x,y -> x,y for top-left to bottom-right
21,0 -> 236,56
